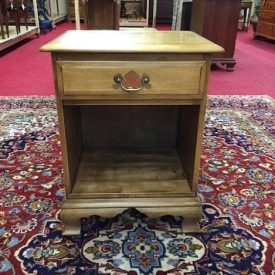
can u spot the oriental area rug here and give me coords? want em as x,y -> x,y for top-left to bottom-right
0,95 -> 274,275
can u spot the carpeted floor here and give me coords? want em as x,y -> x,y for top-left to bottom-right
0,23 -> 274,97
208,28 -> 275,97
0,95 -> 274,274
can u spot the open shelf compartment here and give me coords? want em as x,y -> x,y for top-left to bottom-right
69,147 -> 193,199
62,104 -> 201,200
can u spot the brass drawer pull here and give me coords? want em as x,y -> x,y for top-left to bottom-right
113,70 -> 150,92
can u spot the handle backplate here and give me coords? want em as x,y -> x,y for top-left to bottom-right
113,70 -> 150,92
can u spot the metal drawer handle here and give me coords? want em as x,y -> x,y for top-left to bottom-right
113,70 -> 150,92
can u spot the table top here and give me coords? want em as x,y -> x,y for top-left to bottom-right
40,30 -> 224,54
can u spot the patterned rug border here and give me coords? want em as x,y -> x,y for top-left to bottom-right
0,96 -> 56,110
0,94 -> 274,102
0,95 -> 274,112
207,95 -> 274,107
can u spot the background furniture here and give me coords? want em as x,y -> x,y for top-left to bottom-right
180,0 -> 192,30
43,0 -> 67,25
41,30 -> 223,235
171,0 -> 192,30
240,0 -> 253,31
0,0 -> 39,51
120,0 -> 149,27
18,0 -> 30,32
0,0 -> 9,38
67,0 -> 84,21
0,9 -> 4,39
254,0 -> 275,41
149,0 -> 173,24
7,0 -> 21,34
82,0 -> 120,29
70,0 -> 149,27
190,0 -> 242,71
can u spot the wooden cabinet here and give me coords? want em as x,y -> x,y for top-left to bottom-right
67,0 -> 149,27
255,0 -> 275,41
82,0 -> 120,29
120,0 -> 149,27
40,30 -> 223,235
67,0 -> 85,21
190,0 -> 242,71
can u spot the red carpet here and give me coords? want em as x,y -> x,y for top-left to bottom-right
209,28 -> 275,97
0,23 -> 71,96
0,23 -> 274,97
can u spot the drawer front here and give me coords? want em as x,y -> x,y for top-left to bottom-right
258,11 -> 275,23
57,61 -> 207,97
256,21 -> 274,36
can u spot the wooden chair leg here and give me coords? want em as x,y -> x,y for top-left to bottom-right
0,14 -> 4,39
18,0 -> 29,31
14,11 -> 20,33
19,10 -> 28,30
0,2 -> 5,39
15,0 -> 21,33
25,10 -> 28,30
4,15 -> 9,37
7,7 -> 20,34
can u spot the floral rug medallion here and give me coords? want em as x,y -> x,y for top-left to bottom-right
80,208 -> 205,274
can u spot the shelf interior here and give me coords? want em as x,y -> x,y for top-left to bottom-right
69,148 -> 193,199
63,104 -> 200,199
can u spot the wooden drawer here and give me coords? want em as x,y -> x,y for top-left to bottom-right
57,61 -> 207,97
258,11 -> 275,24
256,21 -> 274,36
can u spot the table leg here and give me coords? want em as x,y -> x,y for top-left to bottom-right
152,0 -> 158,28
0,13 -> 5,39
75,0 -> 80,30
243,7 -> 247,31
246,4 -> 252,31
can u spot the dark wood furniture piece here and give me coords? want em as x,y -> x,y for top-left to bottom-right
5,0 -> 29,35
0,0 -> 39,51
41,30 -> 223,235
17,0 -> 29,32
0,9 -> 4,38
0,0 -> 9,38
190,0 -> 242,71
7,0 -> 20,34
82,0 -> 120,29
68,0 -> 148,27
255,0 -> 275,41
